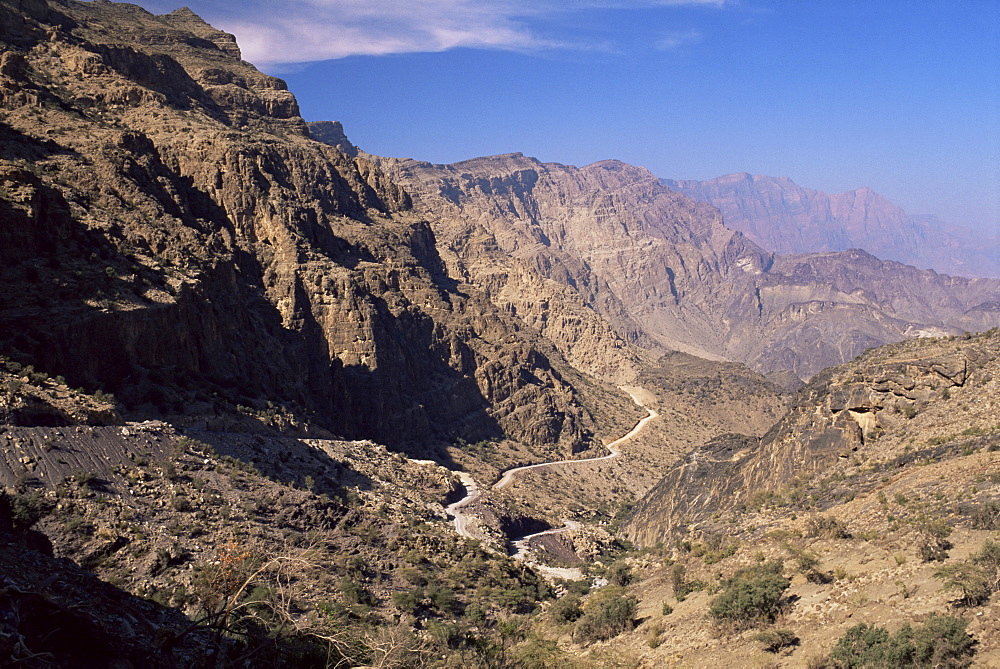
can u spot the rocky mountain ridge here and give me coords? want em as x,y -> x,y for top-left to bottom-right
625,328 -> 999,546
374,152 -> 1000,380
663,172 -> 1000,279
0,0 -> 639,462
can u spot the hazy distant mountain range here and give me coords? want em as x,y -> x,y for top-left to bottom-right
662,172 -> 1000,279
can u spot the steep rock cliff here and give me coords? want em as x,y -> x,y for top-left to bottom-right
0,0 -> 627,458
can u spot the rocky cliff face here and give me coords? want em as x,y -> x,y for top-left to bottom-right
375,154 -> 1000,380
0,0 -> 630,459
663,172 -> 1000,279
625,328 -> 997,546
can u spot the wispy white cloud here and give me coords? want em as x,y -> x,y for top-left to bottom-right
151,0 -> 728,67
656,28 -> 703,50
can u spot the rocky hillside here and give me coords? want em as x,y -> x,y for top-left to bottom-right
577,330 -> 1000,667
663,172 -> 1000,279
375,153 -> 1000,380
0,0 -> 640,461
626,327 -> 1000,545
0,359 -> 560,667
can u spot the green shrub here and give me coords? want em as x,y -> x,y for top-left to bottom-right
910,615 -> 977,667
708,561 -> 790,630
607,561 -> 634,587
784,543 -> 822,575
428,585 -> 458,614
73,471 -> 97,489
3,491 -> 52,532
755,628 -> 799,653
550,594 -> 583,624
935,539 -> 1000,605
828,623 -> 907,667
392,590 -> 420,614
573,587 -> 638,644
340,578 -> 375,607
826,615 -> 975,668
671,563 -> 706,601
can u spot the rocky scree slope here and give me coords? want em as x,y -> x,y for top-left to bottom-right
375,153 -> 1000,380
0,0 -> 636,459
664,172 -> 1000,279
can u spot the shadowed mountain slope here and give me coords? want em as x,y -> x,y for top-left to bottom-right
0,0 -> 639,460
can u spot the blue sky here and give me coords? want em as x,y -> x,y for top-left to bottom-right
127,0 -> 999,233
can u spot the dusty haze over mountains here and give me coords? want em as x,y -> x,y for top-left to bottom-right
663,172 -> 1000,280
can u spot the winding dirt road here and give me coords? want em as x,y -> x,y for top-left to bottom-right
444,471 -> 480,537
443,389 -> 658,543
510,520 -> 585,580
492,406 -> 658,491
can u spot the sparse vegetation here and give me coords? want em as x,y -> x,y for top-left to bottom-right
806,514 -> 851,539
934,538 -> 1000,605
823,615 -> 976,668
1,5 -> 1000,664
755,628 -> 799,653
573,587 -> 638,644
708,561 -> 790,630
646,622 -> 665,648
913,515 -> 953,562
968,500 -> 1000,530
671,563 -> 706,601
550,594 -> 584,624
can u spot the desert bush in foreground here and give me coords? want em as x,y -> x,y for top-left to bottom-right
573,587 -> 638,644
825,615 -> 975,668
708,561 -> 789,630
935,539 -> 1000,605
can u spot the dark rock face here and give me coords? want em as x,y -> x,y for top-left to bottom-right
663,172 -> 1000,279
377,155 -> 1000,380
0,0 -> 615,459
307,120 -> 358,157
0,488 -> 215,667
